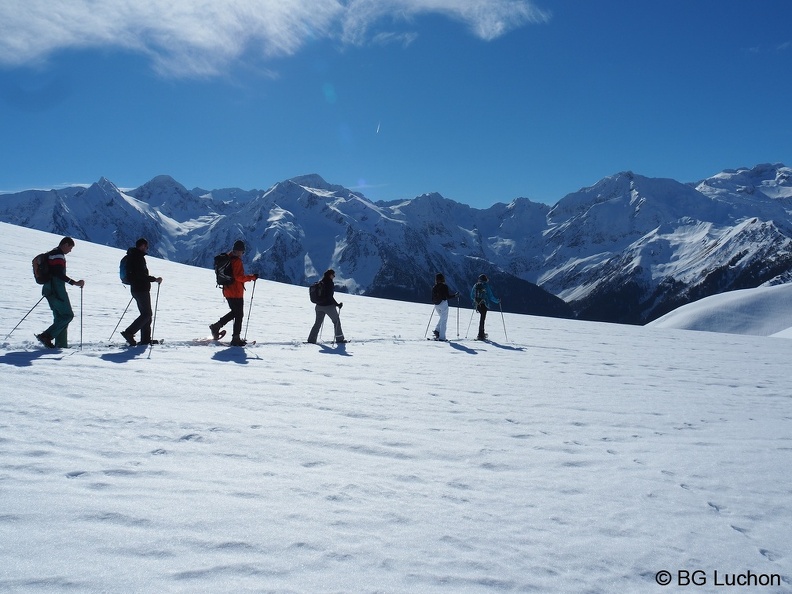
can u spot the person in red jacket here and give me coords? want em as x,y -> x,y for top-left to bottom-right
209,240 -> 257,346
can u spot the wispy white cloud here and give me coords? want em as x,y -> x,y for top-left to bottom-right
340,0 -> 550,45
0,0 -> 549,77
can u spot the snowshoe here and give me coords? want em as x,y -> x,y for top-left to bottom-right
121,330 -> 137,346
35,333 -> 55,349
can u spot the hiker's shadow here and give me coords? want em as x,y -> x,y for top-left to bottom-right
319,343 -> 352,357
0,349 -> 66,367
449,342 -> 479,355
212,347 -> 252,364
100,346 -> 148,364
486,341 -> 525,352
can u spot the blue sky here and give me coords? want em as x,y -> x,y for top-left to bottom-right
1,0 -> 790,208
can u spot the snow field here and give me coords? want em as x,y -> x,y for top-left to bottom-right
1,223 -> 790,592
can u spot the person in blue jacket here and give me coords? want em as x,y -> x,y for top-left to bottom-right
470,274 -> 499,340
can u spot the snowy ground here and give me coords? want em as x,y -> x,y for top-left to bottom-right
1,222 -> 790,593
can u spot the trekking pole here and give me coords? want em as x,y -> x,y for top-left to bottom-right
147,283 -> 161,358
337,306 -> 346,345
244,279 -> 256,341
423,307 -> 434,338
456,295 -> 460,338
151,282 -> 161,340
465,306 -> 475,339
80,286 -> 84,350
3,296 -> 45,340
499,301 -> 508,342
109,297 -> 134,341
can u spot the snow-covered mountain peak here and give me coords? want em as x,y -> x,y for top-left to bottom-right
94,176 -> 121,195
696,163 -> 792,201
287,174 -> 368,202
2,164 -> 792,325
127,175 -> 212,221
288,173 -> 333,189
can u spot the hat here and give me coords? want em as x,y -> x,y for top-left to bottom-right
478,274 -> 488,282
233,240 -> 246,252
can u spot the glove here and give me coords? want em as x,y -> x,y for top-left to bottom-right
253,273 -> 259,280
338,302 -> 343,309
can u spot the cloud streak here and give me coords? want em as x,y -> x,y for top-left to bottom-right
0,0 -> 549,77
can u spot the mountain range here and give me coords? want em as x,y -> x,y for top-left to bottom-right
2,163 -> 791,324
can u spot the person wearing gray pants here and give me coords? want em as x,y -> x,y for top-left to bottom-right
307,269 -> 346,344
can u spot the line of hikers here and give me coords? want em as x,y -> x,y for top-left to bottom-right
29,237 -> 499,349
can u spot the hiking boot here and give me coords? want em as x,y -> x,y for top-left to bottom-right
35,332 -> 55,349
121,330 -> 137,346
209,323 -> 222,340
229,336 -> 246,346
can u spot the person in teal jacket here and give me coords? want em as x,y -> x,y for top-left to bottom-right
36,237 -> 85,348
470,274 -> 499,341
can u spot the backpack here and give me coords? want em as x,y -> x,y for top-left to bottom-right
214,253 -> 234,287
32,252 -> 52,285
309,280 -> 324,304
431,284 -> 442,305
473,282 -> 487,307
119,255 -> 130,285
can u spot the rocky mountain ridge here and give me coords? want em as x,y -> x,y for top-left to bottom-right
2,163 -> 790,324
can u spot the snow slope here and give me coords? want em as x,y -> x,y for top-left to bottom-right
1,222 -> 790,593
648,283 -> 792,337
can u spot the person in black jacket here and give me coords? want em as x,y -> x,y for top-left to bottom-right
307,268 -> 346,344
121,238 -> 163,346
430,273 -> 459,341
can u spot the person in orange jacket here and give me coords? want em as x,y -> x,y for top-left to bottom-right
209,240 -> 257,346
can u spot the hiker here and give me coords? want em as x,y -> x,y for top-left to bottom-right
307,268 -> 346,344
431,273 -> 459,341
209,240 -> 258,346
35,237 -> 85,348
121,238 -> 163,346
470,274 -> 500,341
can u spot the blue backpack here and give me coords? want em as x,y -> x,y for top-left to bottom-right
119,255 -> 130,285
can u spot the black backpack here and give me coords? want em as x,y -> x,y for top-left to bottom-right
119,255 -> 130,285
214,253 -> 233,287
32,251 -> 52,285
309,280 -> 324,303
431,284 -> 442,305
